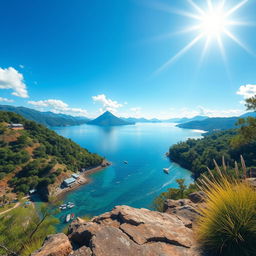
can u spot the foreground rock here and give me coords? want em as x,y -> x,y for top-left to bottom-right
32,233 -> 72,256
34,205 -> 200,256
163,198 -> 202,227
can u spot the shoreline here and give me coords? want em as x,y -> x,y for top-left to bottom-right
54,160 -> 111,200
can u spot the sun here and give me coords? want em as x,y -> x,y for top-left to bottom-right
199,10 -> 228,37
153,0 -> 252,74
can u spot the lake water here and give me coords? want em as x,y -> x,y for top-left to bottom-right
52,123 -> 203,230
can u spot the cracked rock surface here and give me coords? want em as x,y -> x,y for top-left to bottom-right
33,205 -> 200,256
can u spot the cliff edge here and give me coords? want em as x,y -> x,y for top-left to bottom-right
32,196 -> 204,256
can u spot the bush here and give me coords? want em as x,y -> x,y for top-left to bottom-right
153,179 -> 197,212
197,176 -> 256,256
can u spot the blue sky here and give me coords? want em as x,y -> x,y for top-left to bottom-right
0,0 -> 256,119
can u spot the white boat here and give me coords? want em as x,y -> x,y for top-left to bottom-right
66,214 -> 71,223
67,204 -> 75,209
163,168 -> 169,174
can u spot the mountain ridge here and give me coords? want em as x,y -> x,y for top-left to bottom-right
88,111 -> 135,126
0,105 -> 90,127
177,112 -> 256,131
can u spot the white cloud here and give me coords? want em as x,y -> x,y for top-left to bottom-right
237,84 -> 256,99
167,106 -> 244,119
28,99 -> 88,117
197,106 -> 244,117
92,94 -> 123,113
0,67 -> 28,98
0,97 -> 14,103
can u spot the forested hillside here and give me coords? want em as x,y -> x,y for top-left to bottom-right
0,105 -> 89,127
168,129 -> 256,178
0,111 -> 103,200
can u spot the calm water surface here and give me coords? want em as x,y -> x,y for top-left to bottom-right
52,123 -> 203,230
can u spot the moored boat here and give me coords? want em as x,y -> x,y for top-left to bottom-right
163,168 -> 169,174
66,214 -> 71,223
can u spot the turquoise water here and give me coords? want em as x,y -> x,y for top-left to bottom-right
52,123 -> 203,230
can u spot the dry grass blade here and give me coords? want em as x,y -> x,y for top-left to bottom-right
240,155 -> 247,178
222,156 -> 227,173
234,161 -> 239,177
213,159 -> 223,178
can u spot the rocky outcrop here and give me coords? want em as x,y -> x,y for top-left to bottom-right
32,233 -> 72,256
33,205 -> 201,256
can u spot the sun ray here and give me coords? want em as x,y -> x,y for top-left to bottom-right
225,0 -> 248,17
223,29 -> 254,55
146,25 -> 201,43
207,0 -> 213,11
154,34 -> 203,75
187,0 -> 205,15
217,35 -> 227,62
218,0 -> 226,10
148,1 -> 201,20
151,0 -> 252,75
200,36 -> 211,64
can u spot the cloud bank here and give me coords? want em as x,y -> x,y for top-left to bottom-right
0,67 -> 28,98
28,99 -> 88,117
237,84 -> 256,99
92,94 -> 123,113
0,97 -> 14,103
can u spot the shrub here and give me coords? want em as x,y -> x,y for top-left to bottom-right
197,171 -> 256,255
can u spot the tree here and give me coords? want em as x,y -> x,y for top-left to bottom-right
232,95 -> 256,147
245,95 -> 256,111
176,179 -> 186,198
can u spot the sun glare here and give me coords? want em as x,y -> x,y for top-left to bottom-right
154,0 -> 252,74
200,10 -> 227,37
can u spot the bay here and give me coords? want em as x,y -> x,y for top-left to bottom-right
52,123 -> 203,230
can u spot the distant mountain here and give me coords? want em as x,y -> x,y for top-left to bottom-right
167,115 -> 208,123
0,105 -> 90,127
177,112 -> 256,131
88,111 -> 134,126
122,117 -> 162,123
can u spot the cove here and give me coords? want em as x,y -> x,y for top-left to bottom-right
52,123 -> 203,230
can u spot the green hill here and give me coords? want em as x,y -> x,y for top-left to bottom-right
0,105 -> 90,127
0,111 -> 103,201
168,129 -> 256,178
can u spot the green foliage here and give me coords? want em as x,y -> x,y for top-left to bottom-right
0,204 -> 59,256
0,111 -> 103,197
169,129 -> 256,178
245,95 -> 256,111
153,179 -> 197,212
197,171 -> 256,256
231,117 -> 256,147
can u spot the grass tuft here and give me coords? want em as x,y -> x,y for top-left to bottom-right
197,170 -> 256,256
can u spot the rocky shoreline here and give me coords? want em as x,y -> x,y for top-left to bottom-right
32,192 -> 205,256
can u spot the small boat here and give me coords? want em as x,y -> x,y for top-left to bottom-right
124,161 -> 128,164
71,213 -> 75,220
163,168 -> 169,174
66,214 -> 71,223
67,203 -> 75,209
